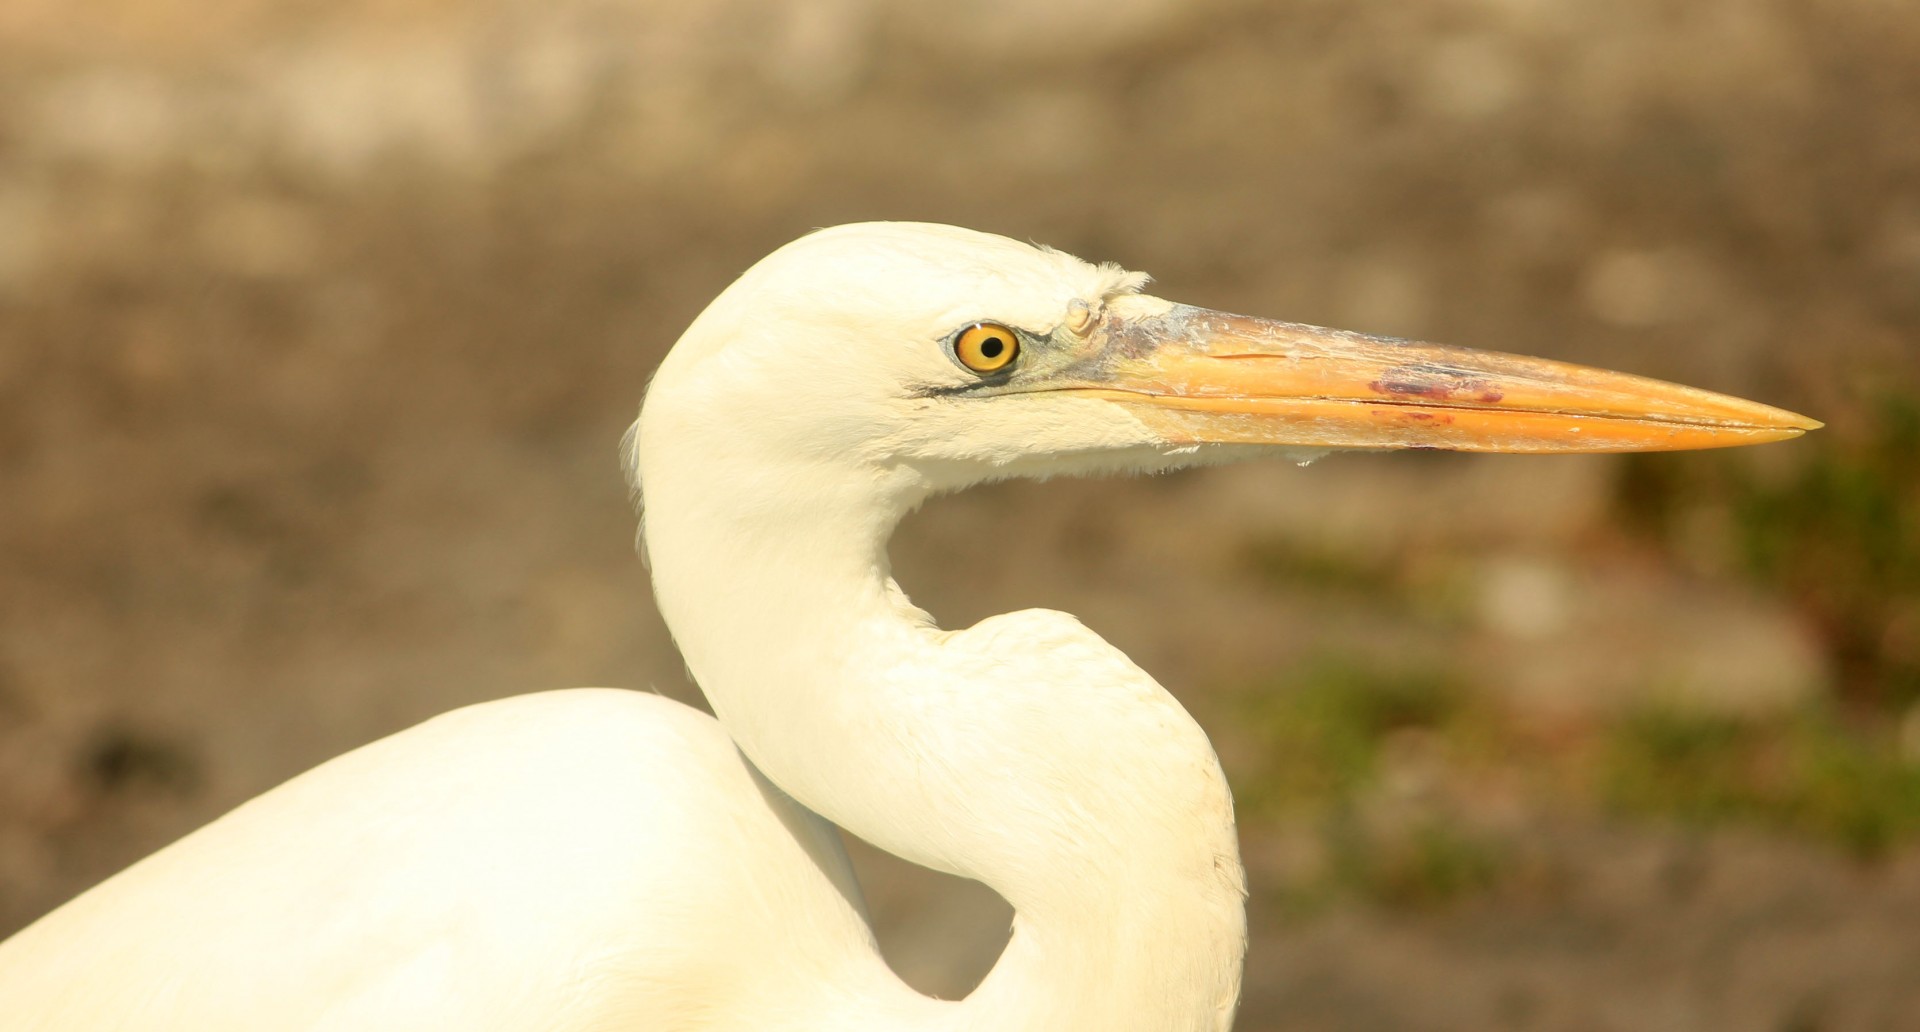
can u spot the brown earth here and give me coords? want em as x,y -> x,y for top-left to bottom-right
2,1 -> 1918,1028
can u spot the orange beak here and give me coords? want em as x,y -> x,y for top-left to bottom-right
1046,299 -> 1818,453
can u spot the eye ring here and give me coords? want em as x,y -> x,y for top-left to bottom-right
953,322 -> 1020,374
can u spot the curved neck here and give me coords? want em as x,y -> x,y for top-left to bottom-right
642,452 -> 1245,1032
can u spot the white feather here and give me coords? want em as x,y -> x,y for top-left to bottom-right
0,223 -> 1247,1031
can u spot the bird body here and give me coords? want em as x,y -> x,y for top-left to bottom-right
0,223 -> 1816,1030
0,689 -> 927,1031
0,639 -> 1240,1032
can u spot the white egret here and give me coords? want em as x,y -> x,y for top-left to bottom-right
0,222 -> 1816,1030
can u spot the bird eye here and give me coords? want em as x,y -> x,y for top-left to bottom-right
953,323 -> 1020,374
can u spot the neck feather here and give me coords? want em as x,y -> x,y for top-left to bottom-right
641,451 -> 1246,1032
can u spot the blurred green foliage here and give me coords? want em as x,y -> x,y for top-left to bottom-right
1240,541 -> 1404,598
1218,654 -> 1920,913
1238,537 -> 1474,629
1620,389 -> 1920,708
1322,818 -> 1506,912
1603,708 -> 1920,858
1219,383 -> 1920,910
1225,659 -> 1464,818
1218,660 -> 1509,911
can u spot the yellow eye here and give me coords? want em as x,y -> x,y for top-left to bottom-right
954,323 -> 1020,374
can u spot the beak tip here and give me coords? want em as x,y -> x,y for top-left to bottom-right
1767,409 -> 1823,434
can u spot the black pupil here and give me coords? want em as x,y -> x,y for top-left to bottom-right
980,336 -> 1005,359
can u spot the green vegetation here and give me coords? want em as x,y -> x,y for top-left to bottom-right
1240,540 -> 1403,597
1319,816 -> 1506,912
1216,655 -> 1920,913
1604,381 -> 1920,852
1221,383 -> 1920,909
1217,659 -> 1509,911
1238,539 -> 1473,627
1223,659 -> 1465,819
1603,708 -> 1920,858
1619,388 -> 1920,707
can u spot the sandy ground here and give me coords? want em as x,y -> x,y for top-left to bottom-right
2,1 -> 1918,1028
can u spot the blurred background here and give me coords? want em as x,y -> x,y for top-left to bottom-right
2,0 -> 1918,1027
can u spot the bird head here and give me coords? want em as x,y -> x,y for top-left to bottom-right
633,222 -> 1817,508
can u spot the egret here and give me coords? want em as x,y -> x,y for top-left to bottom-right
0,222 -> 1816,1030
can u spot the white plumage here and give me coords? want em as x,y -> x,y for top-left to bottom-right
0,223 -> 1814,1030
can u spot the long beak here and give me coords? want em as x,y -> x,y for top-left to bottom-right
1050,298 -> 1819,453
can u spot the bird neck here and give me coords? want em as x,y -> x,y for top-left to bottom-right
642,454 -> 1245,1032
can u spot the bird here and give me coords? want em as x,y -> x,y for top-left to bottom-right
0,222 -> 1817,1031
